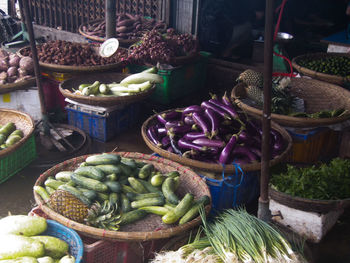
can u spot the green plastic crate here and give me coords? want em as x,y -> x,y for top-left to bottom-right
128,52 -> 210,104
0,135 -> 37,184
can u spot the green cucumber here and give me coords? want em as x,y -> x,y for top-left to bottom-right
5,135 -> 22,146
138,206 -> 169,216
125,192 -> 137,201
109,192 -> 119,206
142,66 -> 158,74
104,181 -> 122,193
121,158 -> 137,169
85,153 -> 121,165
1,257 -> 39,263
133,192 -> 163,201
96,164 -> 122,176
138,163 -> 154,179
30,236 -> 68,259
79,162 -> 88,167
150,174 -> 166,187
119,163 -> 134,176
135,161 -> 147,168
64,180 -> 76,187
33,186 -> 50,203
105,173 -> 118,181
119,210 -> 147,225
74,166 -> 105,181
45,186 -> 55,196
57,184 -> 91,206
173,176 -> 180,190
0,215 -> 47,236
121,184 -> 138,194
77,187 -> 97,201
96,192 -> 109,202
131,196 -> 165,209
0,122 -> 16,137
139,179 -> 163,195
166,171 -> 180,178
162,193 -> 194,224
55,171 -> 73,182
0,134 -> 6,145
128,177 -> 148,194
0,235 -> 45,260
9,129 -> 24,138
71,173 -> 108,192
120,193 -> 132,213
164,203 -> 175,210
120,72 -> 163,85
44,178 -> 65,190
179,195 -> 210,225
162,177 -> 179,205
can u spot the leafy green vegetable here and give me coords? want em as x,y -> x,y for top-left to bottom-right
271,158 -> 350,200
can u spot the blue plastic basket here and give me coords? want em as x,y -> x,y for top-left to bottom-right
41,220 -> 84,263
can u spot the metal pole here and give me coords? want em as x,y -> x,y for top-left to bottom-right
258,0 -> 275,222
105,0 -> 116,39
20,0 -> 47,116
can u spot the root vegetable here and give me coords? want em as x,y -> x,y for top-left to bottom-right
19,56 -> 34,73
0,58 -> 8,71
0,71 -> 7,81
9,54 -> 20,67
7,66 -> 18,78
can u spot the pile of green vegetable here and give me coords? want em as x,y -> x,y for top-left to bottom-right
271,158 -> 350,200
152,208 -> 302,263
71,67 -> 163,97
35,153 -> 210,231
297,56 -> 350,77
288,108 -> 347,118
0,122 -> 24,150
0,215 -> 75,263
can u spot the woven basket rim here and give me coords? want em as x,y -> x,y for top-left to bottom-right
231,78 -> 350,128
292,52 -> 350,85
59,72 -> 156,106
34,152 -> 211,242
17,46 -> 127,73
0,77 -> 36,94
0,108 -> 35,159
141,108 -> 292,173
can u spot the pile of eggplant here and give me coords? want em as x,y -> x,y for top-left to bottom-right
146,93 -> 286,165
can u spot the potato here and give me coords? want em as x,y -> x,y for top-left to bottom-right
19,57 -> 34,73
9,54 -> 20,67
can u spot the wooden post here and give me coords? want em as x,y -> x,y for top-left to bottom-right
105,0 -> 116,39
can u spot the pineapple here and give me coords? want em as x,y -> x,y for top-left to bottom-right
246,85 -> 264,105
49,190 -> 89,223
85,200 -> 121,231
237,69 -> 263,87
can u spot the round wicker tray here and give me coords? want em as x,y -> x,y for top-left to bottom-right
231,78 -> 350,128
269,187 -> 350,214
34,152 -> 212,242
17,46 -> 127,73
0,77 -> 36,94
59,72 -> 156,107
0,108 -> 35,159
292,52 -> 350,85
141,109 -> 292,173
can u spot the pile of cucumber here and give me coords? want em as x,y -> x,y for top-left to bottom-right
0,215 -> 75,263
35,153 -> 210,228
0,122 -> 24,150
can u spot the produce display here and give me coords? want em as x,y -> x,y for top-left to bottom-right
296,55 -> 350,77
146,93 -> 286,165
80,13 -> 167,41
20,40 -> 128,66
70,67 -> 163,97
128,28 -> 198,65
34,153 -> 210,230
152,208 -> 303,263
0,215 -> 75,262
0,49 -> 34,85
236,69 -> 347,117
0,122 -> 24,150
271,158 -> 350,200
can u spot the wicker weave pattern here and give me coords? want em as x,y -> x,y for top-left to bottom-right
34,152 -> 211,241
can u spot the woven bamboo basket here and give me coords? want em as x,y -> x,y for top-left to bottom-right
33,152 -> 211,242
231,78 -> 350,128
0,108 -> 35,159
292,52 -> 350,85
141,109 -> 292,173
17,46 -> 127,73
0,77 -> 36,94
59,72 -> 155,107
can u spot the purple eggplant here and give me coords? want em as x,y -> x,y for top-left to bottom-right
222,91 -> 232,106
231,157 -> 251,166
170,137 -> 182,155
161,110 -> 183,120
161,135 -> 171,148
201,101 -> 231,120
178,138 -> 207,152
147,126 -> 162,147
232,146 -> 258,163
156,114 -> 167,125
271,129 -> 284,154
205,108 -> 220,138
238,130 -> 249,143
192,137 -> 225,148
184,115 -> 195,125
167,145 -> 175,153
249,147 -> 261,159
169,125 -> 193,135
157,127 -> 167,137
183,132 -> 207,141
219,134 -> 238,164
209,98 -> 239,119
165,120 -> 184,130
183,105 -> 203,115
192,111 -> 211,137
